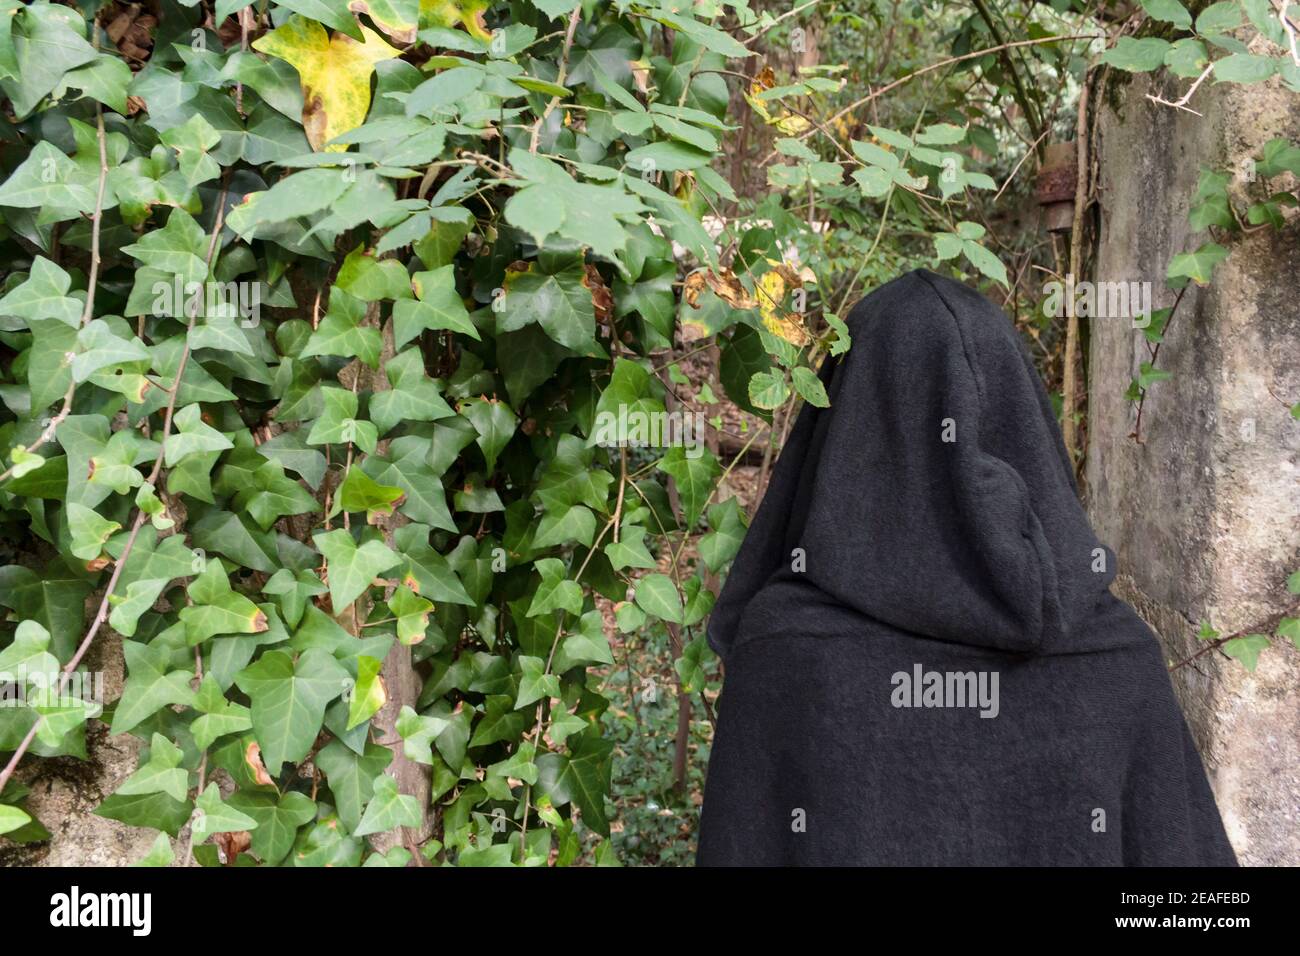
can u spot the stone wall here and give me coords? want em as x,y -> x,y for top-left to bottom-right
1088,70 -> 1300,865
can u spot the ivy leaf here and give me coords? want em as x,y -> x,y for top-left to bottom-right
227,167 -> 353,234
110,640 -> 199,736
300,288 -> 382,369
533,504 -> 597,549
504,148 -> 643,263
0,256 -> 82,328
555,610 -> 614,670
1277,617 -> 1300,650
57,54 -> 132,114
316,739 -> 393,832
163,404 -> 234,467
115,733 -> 189,802
1256,138 -> 1300,178
527,557 -> 583,618
388,585 -> 433,646
335,245 -> 411,302
353,773 -> 422,836
159,113 -> 222,187
346,655 -> 387,730
604,528 -> 658,571
633,572 -> 683,624
392,264 -> 479,347
535,731 -> 614,837
498,266 -> 600,353
253,16 -> 400,152
95,789 -> 192,838
699,497 -> 748,572
190,675 -> 253,750
364,444 -> 456,531
405,64 -> 485,116
459,397 -> 517,473
274,0 -> 365,40
1167,243 -> 1229,286
313,528 -> 402,610
121,208 -> 209,286
675,632 -> 710,693
0,141 -> 96,210
334,467 -> 405,522
227,790 -> 316,865
0,805 -> 31,836
516,655 -> 561,708
234,648 -> 349,774
234,459 -> 320,531
0,620 -> 60,682
131,832 -> 175,867
307,387 -> 378,454
656,445 -> 720,527
1221,633 -> 1270,672
368,348 -> 456,435
192,782 -> 259,842
393,524 -> 475,605
1,2 -> 98,119
72,320 -> 151,385
67,501 -> 120,561
179,560 -> 268,643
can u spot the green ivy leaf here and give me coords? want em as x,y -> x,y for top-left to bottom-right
234,648 -> 349,774
633,572 -> 683,624
353,773 -> 422,836
1221,633 -> 1270,672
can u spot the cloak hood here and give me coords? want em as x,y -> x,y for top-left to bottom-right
709,268 -> 1117,658
697,269 -> 1237,867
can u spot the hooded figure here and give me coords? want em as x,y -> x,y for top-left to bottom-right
696,270 -> 1237,866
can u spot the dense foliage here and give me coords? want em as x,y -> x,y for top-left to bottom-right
0,0 -> 1296,865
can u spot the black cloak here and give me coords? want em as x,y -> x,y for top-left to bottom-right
696,269 -> 1237,866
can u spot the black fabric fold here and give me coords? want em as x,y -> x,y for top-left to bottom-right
697,269 -> 1236,866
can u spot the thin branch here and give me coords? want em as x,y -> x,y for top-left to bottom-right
1145,64 -> 1212,114
742,0 -> 821,46
816,34 -> 1102,138
1130,285 -> 1188,444
0,182 -> 230,798
529,5 -> 583,153
0,105 -> 110,484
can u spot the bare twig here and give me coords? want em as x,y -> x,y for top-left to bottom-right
815,34 -> 1102,140
1145,64 -> 1212,115
742,0 -> 821,46
529,5 -> 583,153
0,182 -> 231,798
0,106 -> 111,484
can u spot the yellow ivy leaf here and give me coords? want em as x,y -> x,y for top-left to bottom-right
756,269 -> 785,326
348,1 -> 418,44
253,16 -> 399,152
420,0 -> 492,42
757,269 -> 811,346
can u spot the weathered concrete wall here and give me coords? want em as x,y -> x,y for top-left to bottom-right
1088,70 -> 1300,865
1,627 -> 169,867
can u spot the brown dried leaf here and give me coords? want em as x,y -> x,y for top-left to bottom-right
214,830 -> 252,866
583,264 -> 614,328
703,269 -> 757,310
750,65 -> 776,96
245,741 -> 275,787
